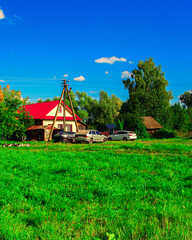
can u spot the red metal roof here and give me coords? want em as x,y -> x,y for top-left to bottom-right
23,100 -> 81,121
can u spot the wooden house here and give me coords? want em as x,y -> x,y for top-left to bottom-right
143,116 -> 163,134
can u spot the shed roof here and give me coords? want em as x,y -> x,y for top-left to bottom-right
27,125 -> 58,130
143,116 -> 163,130
23,100 -> 81,121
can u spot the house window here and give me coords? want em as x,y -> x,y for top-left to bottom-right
67,124 -> 72,132
78,125 -> 85,130
58,124 -> 63,129
58,106 -> 62,113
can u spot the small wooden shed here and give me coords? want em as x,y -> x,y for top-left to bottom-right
143,116 -> 163,134
27,126 -> 59,141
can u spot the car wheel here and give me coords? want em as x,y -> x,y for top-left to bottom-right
89,138 -> 93,144
103,138 -> 107,143
62,139 -> 68,143
123,137 -> 127,141
108,137 -> 112,141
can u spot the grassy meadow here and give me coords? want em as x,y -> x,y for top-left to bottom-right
0,138 -> 191,239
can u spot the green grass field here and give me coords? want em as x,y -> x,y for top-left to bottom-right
0,139 -> 191,239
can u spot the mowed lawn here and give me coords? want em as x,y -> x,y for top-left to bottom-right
0,139 -> 191,239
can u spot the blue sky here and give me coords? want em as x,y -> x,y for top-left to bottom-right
0,0 -> 191,103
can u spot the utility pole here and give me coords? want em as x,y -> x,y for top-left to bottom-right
66,84 -> 78,132
48,79 -> 78,141
63,84 -> 66,131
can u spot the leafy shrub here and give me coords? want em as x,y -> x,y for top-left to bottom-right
115,120 -> 124,130
0,86 -> 34,141
153,129 -> 177,139
135,121 -> 149,139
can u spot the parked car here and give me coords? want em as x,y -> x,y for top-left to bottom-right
108,131 -> 137,141
75,130 -> 107,143
54,131 -> 76,143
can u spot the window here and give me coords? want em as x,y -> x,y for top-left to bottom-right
91,131 -> 96,135
96,131 -> 101,135
114,132 -> 119,135
58,106 -> 62,113
67,124 -> 72,132
58,124 -> 63,129
79,125 -> 85,130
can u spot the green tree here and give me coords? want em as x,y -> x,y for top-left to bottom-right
123,58 -> 172,125
37,98 -> 43,103
179,90 -> 192,108
44,98 -> 51,102
0,85 -> 34,140
52,96 -> 60,101
65,90 -> 78,113
75,91 -> 98,124
168,103 -> 190,132
95,91 -> 122,130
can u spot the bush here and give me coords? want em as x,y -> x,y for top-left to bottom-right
135,121 -> 149,139
153,129 -> 177,139
0,86 -> 34,141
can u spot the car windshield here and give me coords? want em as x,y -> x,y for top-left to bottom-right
96,131 -> 101,135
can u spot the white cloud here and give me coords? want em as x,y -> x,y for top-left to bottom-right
121,71 -> 131,79
129,61 -> 134,64
0,9 -> 5,19
0,80 -> 5,82
73,76 -> 85,81
13,15 -> 22,21
95,56 -> 127,64
105,71 -> 109,74
53,76 -> 57,79
63,74 -> 68,77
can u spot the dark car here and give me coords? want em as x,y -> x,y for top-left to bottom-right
54,131 -> 76,143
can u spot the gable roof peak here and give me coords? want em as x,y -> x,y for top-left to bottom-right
23,100 -> 81,121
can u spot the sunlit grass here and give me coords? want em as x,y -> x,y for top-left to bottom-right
0,139 -> 191,239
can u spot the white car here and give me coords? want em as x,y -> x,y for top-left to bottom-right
75,130 -> 107,143
108,131 -> 137,141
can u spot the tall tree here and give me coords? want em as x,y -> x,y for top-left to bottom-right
166,103 -> 190,132
75,91 -> 98,123
123,58 -> 172,124
95,90 -> 122,128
